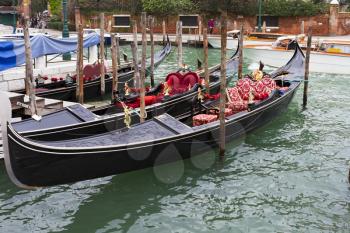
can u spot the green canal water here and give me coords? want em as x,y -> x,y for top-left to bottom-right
0,46 -> 350,233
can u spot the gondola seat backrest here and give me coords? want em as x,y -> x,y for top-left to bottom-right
183,72 -> 200,88
83,63 -> 107,81
166,72 -> 200,94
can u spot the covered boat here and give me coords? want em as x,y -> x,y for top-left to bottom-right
10,48 -> 239,141
2,41 -> 305,188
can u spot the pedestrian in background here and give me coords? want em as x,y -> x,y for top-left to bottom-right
208,18 -> 215,34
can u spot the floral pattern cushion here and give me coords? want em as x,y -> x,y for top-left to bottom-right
227,101 -> 248,112
227,87 -> 242,102
193,114 -> 218,126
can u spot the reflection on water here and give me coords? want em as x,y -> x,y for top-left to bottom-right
0,47 -> 350,233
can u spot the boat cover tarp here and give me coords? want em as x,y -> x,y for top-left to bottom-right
0,34 -> 100,72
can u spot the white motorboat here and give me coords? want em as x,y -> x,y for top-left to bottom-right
0,27 -> 50,40
208,30 -> 274,49
244,36 -> 350,75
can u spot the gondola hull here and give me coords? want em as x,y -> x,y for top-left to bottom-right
5,81 -> 300,187
15,76 -> 224,141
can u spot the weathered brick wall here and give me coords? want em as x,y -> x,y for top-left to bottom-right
338,12 -> 350,35
79,8 -> 350,36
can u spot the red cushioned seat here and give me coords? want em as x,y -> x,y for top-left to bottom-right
166,72 -> 200,95
227,101 -> 248,112
237,79 -> 253,101
183,72 -> 199,88
193,114 -> 218,126
227,87 -> 242,102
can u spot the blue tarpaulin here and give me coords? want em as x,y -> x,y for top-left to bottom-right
0,34 -> 100,72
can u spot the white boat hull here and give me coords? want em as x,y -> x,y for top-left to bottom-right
208,37 -> 273,50
244,47 -> 350,75
208,37 -> 238,49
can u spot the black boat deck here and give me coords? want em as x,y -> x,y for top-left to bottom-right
40,114 -> 192,148
13,104 -> 98,132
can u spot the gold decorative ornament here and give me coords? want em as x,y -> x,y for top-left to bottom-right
198,87 -> 204,102
124,82 -> 130,96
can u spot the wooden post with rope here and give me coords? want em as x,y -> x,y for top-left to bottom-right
303,26 -> 312,108
140,12 -> 147,123
99,12 -> 105,96
111,33 -> 118,101
132,20 -> 140,88
76,24 -> 84,104
177,21 -> 183,68
238,24 -> 244,79
149,16 -> 155,88
162,20 -> 166,45
203,27 -> 210,93
219,11 -> 227,157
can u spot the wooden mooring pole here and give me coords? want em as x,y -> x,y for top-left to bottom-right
203,27 -> 210,93
116,36 -> 121,66
219,11 -> 227,157
303,26 -> 312,108
100,12 -> 105,96
149,16 -> 155,88
132,20 -> 140,88
76,24 -> 84,104
111,33 -> 118,100
23,1 -> 39,117
177,21 -> 183,68
162,20 -> 166,45
139,12 -> 147,123
238,23 -> 244,79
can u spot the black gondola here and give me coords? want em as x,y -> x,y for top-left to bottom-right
2,42 -> 305,188
15,39 -> 172,101
11,49 -> 239,141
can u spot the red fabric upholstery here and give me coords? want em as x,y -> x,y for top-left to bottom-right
262,77 -> 276,90
237,78 -> 253,87
227,101 -> 248,112
227,87 -> 242,102
238,79 -> 252,100
51,77 -> 58,82
254,81 -> 266,93
83,63 -> 107,81
166,72 -> 200,95
115,95 -> 157,109
183,72 -> 199,88
193,114 -> 218,126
